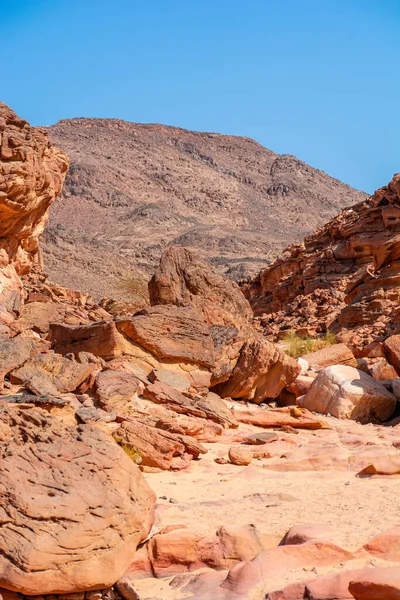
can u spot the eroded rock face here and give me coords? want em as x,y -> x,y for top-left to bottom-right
215,334 -> 300,403
0,405 -> 155,594
149,246 -> 253,331
116,305 -> 215,368
0,102 -> 69,274
243,173 -> 400,355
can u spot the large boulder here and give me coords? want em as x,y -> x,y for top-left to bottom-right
0,335 -> 50,383
383,334 -> 400,375
299,365 -> 396,423
0,102 -> 69,273
10,350 -> 93,394
214,334 -> 300,403
116,305 -> 215,368
50,314 -> 213,391
0,404 -> 155,594
148,246 -> 253,330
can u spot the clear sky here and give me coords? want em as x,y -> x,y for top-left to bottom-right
1,0 -> 399,193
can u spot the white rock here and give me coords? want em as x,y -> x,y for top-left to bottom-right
298,365 -> 396,423
297,357 -> 309,375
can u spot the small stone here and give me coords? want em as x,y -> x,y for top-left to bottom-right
228,446 -> 253,466
115,577 -> 140,600
243,432 -> 278,445
85,593 -> 102,600
169,497 -> 179,504
214,457 -> 228,464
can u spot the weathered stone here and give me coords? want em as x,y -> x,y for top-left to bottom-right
116,420 -> 189,470
0,335 -> 49,382
116,305 -> 215,368
235,406 -> 326,429
148,368 -> 190,392
383,334 -> 400,375
10,351 -> 92,394
228,446 -> 253,465
143,381 -> 237,428
94,369 -> 142,413
115,578 -> 140,600
0,102 -> 68,273
0,404 -> 155,594
215,334 -> 300,403
50,320 -> 129,359
149,246 -> 253,330
300,365 -> 396,423
349,567 -> 400,599
302,343 -> 357,370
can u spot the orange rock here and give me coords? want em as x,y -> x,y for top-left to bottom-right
349,567 -> 400,599
0,103 -> 68,274
228,446 -> 253,465
364,527 -> 400,561
302,343 -> 357,370
235,406 -> 327,429
383,334 -> 400,375
0,404 -> 155,594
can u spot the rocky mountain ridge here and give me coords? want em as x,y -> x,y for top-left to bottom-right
243,172 -> 400,355
42,117 -> 366,300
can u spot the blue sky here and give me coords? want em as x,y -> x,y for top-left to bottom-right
1,0 -> 399,193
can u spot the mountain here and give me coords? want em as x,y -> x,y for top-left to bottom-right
44,118 -> 366,300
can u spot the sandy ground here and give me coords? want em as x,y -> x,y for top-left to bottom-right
134,415 -> 400,598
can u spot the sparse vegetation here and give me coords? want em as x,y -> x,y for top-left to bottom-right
117,273 -> 149,302
113,435 -> 143,465
283,330 -> 336,359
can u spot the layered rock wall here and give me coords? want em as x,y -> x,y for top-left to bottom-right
0,102 -> 69,274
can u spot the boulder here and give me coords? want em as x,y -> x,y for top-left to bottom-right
364,527 -> 400,561
383,334 -> 400,375
50,320 -> 129,359
209,324 -> 245,386
283,523 -> 340,546
10,350 -> 92,394
299,365 -> 396,423
228,446 -> 253,465
115,305 -> 215,368
0,335 -> 49,382
148,368 -> 190,392
148,246 -> 253,331
0,265 -> 24,328
304,569 -> 366,599
14,301 -> 69,334
94,369 -> 142,413
349,567 -> 400,599
302,343 -> 357,371
143,381 -> 237,428
214,334 -> 300,403
115,420 -> 204,471
0,102 -> 69,273
0,404 -> 155,594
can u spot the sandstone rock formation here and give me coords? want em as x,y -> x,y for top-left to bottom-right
149,247 -> 300,401
149,246 -> 253,330
0,405 -> 155,594
243,173 -> 400,356
0,102 -> 68,274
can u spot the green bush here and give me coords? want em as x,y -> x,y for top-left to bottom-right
283,330 -> 336,359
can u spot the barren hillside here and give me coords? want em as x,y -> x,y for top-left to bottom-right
44,118 -> 366,299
